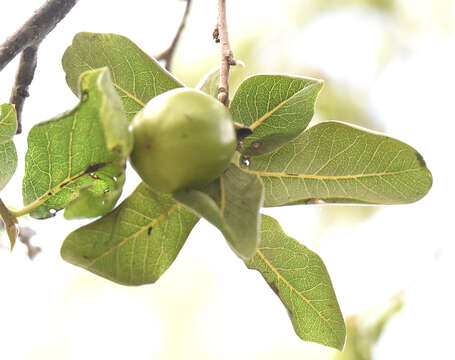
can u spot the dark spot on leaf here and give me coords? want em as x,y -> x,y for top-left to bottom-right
60,181 -> 70,188
147,226 -> 153,236
236,127 -> 253,141
47,192 -> 52,196
85,163 -> 106,174
252,141 -> 262,149
268,281 -> 280,297
285,173 -> 299,177
146,141 -> 152,150
82,255 -> 90,260
415,152 -> 426,167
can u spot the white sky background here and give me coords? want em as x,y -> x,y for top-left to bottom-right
0,1 -> 454,359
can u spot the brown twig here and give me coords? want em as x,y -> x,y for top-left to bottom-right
0,0 -> 79,133
155,0 -> 193,71
0,0 -> 79,72
9,45 -> 38,134
216,0 -> 236,107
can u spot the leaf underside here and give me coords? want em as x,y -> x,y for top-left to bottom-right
246,215 -> 346,350
244,121 -> 432,207
174,164 -> 263,260
22,68 -> 132,219
62,32 -> 183,122
61,183 -> 199,285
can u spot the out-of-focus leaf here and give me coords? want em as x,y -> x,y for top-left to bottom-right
316,81 -> 384,132
0,200 -> 17,250
197,62 -> 245,99
62,32 -> 183,121
334,291 -> 405,360
22,68 -> 132,219
174,164 -> 263,260
61,183 -> 199,285
246,215 -> 346,350
196,66 -> 221,99
244,121 -> 432,206
0,104 -> 17,191
230,74 -> 323,156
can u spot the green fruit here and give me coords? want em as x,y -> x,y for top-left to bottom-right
129,88 -> 237,193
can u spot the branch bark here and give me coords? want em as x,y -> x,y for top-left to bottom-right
155,0 -> 193,71
217,0 -> 236,107
0,0 -> 79,72
9,45 -> 39,134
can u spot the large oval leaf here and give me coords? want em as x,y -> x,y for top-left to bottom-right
22,68 -> 132,219
61,183 -> 199,285
244,121 -> 432,206
246,215 -> 346,350
174,164 -> 263,260
230,74 -> 323,156
62,32 -> 183,121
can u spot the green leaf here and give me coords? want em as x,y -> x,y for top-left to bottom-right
0,200 -> 18,250
197,62 -> 245,99
0,104 -> 17,191
244,121 -> 433,206
0,142 -> 18,192
22,68 -> 132,219
196,66 -> 221,98
61,183 -> 199,285
230,74 -> 323,156
0,104 -> 17,143
62,32 -> 183,121
174,164 -> 263,260
336,292 -> 404,360
63,171 -> 125,220
246,215 -> 346,350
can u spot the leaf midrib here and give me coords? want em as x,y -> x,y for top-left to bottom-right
249,82 -> 319,131
73,52 -> 146,108
86,203 -> 180,267
256,248 -> 343,347
244,167 -> 424,180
